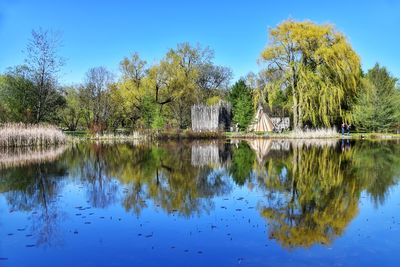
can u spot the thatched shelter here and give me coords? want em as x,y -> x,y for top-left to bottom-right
248,106 -> 275,132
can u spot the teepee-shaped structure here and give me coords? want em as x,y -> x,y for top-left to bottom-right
248,106 -> 275,132
247,139 -> 273,164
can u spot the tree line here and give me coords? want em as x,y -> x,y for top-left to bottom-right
1,20 -> 399,133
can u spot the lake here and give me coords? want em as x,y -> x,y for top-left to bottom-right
0,139 -> 399,267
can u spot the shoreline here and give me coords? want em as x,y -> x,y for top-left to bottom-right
65,131 -> 400,142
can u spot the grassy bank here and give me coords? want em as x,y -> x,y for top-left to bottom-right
0,123 -> 66,147
225,129 -> 400,140
226,128 -> 339,139
65,129 -> 225,141
63,128 -> 400,141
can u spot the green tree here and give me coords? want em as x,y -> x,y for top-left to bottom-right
59,86 -> 82,131
261,20 -> 361,128
151,109 -> 165,130
352,64 -> 400,132
116,52 -> 148,128
116,43 -> 231,130
79,67 -> 114,133
0,29 -> 65,124
229,80 -> 254,130
0,67 -> 36,122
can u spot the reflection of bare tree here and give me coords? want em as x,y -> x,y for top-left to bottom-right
1,162 -> 67,247
75,144 -> 120,208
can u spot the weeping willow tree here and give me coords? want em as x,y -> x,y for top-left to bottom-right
261,20 -> 361,128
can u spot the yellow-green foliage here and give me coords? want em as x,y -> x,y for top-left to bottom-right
261,20 -> 361,128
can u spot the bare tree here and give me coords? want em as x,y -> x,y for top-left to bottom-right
80,67 -> 114,133
25,28 -> 65,123
197,64 -> 232,95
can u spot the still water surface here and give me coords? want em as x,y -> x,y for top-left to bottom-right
0,139 -> 399,266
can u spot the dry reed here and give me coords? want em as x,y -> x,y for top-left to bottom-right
0,123 -> 66,147
289,128 -> 338,139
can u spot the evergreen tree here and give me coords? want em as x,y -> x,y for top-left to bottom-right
229,80 -> 254,130
353,64 -> 400,132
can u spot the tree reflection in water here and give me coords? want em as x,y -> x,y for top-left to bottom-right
255,140 -> 400,248
64,142 -> 233,217
0,139 -> 399,249
0,160 -> 68,247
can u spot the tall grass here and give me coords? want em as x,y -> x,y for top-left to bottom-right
0,123 -> 66,147
289,128 -> 338,139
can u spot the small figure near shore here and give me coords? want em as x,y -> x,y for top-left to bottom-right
347,124 -> 351,136
341,122 -> 346,137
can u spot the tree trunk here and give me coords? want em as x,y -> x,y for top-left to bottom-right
298,90 -> 303,129
292,91 -> 299,129
291,67 -> 299,129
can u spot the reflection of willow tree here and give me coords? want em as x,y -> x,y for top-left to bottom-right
257,141 -> 400,248
0,161 -> 67,246
69,142 -> 232,217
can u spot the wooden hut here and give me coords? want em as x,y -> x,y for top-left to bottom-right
191,102 -> 231,132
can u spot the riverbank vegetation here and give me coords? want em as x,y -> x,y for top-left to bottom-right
0,20 -> 399,138
0,123 -> 66,147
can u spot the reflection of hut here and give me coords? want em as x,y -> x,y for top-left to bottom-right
247,139 -> 273,164
191,143 -> 220,167
191,141 -> 231,167
191,102 -> 231,132
248,106 -> 275,132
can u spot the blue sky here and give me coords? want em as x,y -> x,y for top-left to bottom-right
0,0 -> 399,84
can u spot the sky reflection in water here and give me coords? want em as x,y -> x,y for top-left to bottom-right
0,139 -> 400,267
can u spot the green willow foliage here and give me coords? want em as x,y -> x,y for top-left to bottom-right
261,20 -> 361,128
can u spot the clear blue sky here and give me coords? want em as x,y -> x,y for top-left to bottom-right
0,0 -> 399,85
